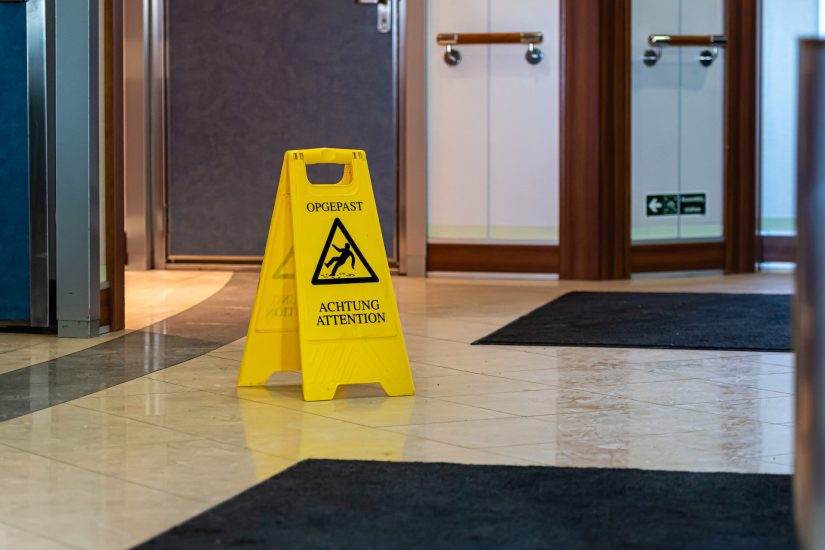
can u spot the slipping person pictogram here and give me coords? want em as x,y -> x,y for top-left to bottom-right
325,243 -> 355,277
312,218 -> 379,285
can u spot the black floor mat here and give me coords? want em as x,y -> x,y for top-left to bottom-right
475,292 -> 791,352
138,459 -> 794,549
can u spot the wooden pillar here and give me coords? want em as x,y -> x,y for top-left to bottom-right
559,0 -> 631,280
724,0 -> 759,274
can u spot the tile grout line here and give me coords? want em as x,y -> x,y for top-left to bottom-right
0,516 -> 83,550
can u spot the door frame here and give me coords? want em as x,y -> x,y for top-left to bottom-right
128,0 -> 410,271
558,0 -> 760,279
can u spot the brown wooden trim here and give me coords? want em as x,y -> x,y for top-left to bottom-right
760,236 -> 796,263
427,244 -> 559,273
650,35 -> 727,47
631,241 -> 726,273
436,33 -> 543,45
723,0 -> 759,273
559,0 -> 631,280
106,0 -> 125,331
99,285 -> 111,328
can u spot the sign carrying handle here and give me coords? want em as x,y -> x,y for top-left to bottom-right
290,148 -> 366,192
296,148 -> 363,165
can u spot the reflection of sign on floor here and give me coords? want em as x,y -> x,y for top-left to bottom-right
311,218 -> 378,285
646,193 -> 707,217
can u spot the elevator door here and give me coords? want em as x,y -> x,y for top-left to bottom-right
0,2 -> 30,323
166,1 -> 398,261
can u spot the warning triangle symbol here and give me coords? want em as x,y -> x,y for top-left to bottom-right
271,248 -> 295,280
312,218 -> 379,286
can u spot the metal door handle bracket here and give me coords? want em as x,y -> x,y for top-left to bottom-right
436,32 -> 544,66
355,0 -> 391,34
643,34 -> 727,67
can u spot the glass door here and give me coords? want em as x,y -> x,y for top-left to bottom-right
426,0 -> 561,273
631,0 -> 725,247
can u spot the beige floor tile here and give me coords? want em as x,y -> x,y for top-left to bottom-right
147,354 -> 245,391
639,423 -> 794,460
48,439 -> 294,505
413,373 -> 549,398
85,377 -> 200,398
486,432 -> 793,474
677,395 -> 794,426
761,453 -> 794,467
551,347 -> 719,366
207,349 -> 244,362
640,357 -> 793,380
709,372 -> 794,395
534,405 -> 741,438
413,348 -> 558,374
208,338 -> 246,354
387,417 -> 560,449
71,389 -> 398,458
125,270 -> 233,330
482,439 -> 715,470
270,394 -> 513,427
742,353 -> 795,367
0,333 -> 54,353
0,522 -> 71,550
409,361 -> 468,378
0,404 -> 201,457
756,461 -> 793,475
402,317 -> 504,343
443,388 -> 647,417
0,443 -> 204,550
596,378 -> 787,406
499,364 -> 681,388
404,336 -> 476,361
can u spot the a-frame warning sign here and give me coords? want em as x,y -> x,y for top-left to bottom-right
238,148 -> 414,401
312,218 -> 378,285
272,248 -> 295,280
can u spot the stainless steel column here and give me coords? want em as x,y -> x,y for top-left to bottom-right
26,0 -> 55,327
54,0 -> 100,338
796,38 -> 825,550
123,0 -> 151,270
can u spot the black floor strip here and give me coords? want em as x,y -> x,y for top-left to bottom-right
0,272 -> 256,422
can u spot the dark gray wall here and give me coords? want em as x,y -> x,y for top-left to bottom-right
167,0 -> 397,258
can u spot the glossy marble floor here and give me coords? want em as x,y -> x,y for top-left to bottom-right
0,270 -> 794,549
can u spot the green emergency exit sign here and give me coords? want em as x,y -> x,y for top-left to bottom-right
646,193 -> 707,217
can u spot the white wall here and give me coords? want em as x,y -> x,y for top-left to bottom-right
761,0 -> 820,236
427,0 -> 560,243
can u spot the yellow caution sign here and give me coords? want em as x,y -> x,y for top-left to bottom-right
238,148 -> 415,401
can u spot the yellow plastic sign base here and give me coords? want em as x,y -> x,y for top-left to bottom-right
238,148 -> 415,401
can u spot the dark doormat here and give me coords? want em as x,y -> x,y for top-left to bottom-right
475,292 -> 792,352
138,459 -> 794,550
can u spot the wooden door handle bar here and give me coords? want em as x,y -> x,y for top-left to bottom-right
649,34 -> 727,47
436,32 -> 543,46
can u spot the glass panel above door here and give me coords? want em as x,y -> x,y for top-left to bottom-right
631,0 -> 725,242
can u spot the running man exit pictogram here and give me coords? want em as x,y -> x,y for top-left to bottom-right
312,218 -> 379,285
